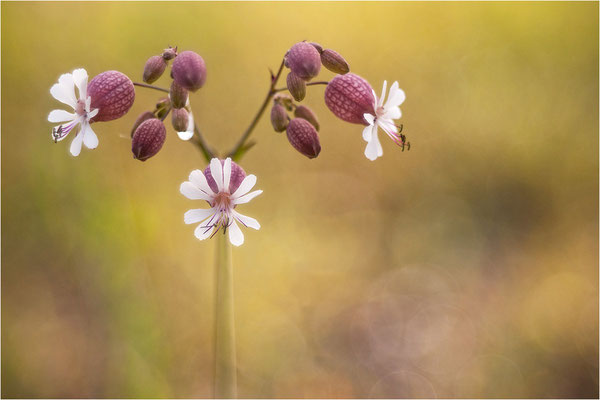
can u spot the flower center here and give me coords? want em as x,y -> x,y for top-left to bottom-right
213,192 -> 232,210
376,106 -> 386,118
75,99 -> 86,116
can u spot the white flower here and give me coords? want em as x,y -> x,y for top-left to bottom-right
362,80 -> 406,161
48,68 -> 99,156
180,158 -> 262,246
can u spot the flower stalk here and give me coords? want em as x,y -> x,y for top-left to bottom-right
214,232 -> 237,399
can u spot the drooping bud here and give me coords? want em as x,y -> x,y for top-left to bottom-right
171,108 -> 189,132
88,70 -> 135,122
286,118 -> 321,159
294,105 -> 320,131
132,119 -> 166,161
171,50 -> 207,92
162,46 -> 178,60
287,72 -> 306,102
130,111 -> 156,137
309,42 -> 324,54
286,42 -> 321,81
169,80 -> 188,109
143,55 -> 167,84
204,159 -> 246,193
270,103 -> 289,132
324,73 -> 376,125
321,49 -> 350,75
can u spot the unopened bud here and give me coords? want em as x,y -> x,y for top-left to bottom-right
171,108 -> 189,132
204,159 -> 246,193
324,73 -> 376,125
286,118 -> 321,159
294,105 -> 320,131
169,80 -> 188,109
162,46 -> 178,60
287,72 -> 306,102
321,49 -> 350,75
286,42 -> 321,81
88,70 -> 135,122
309,42 -> 324,54
270,103 -> 289,132
171,50 -> 207,92
132,119 -> 166,161
130,111 -> 156,137
143,55 -> 167,84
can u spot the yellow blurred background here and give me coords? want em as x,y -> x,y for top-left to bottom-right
1,2 -> 598,398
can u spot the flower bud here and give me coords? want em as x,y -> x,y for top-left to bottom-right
286,42 -> 321,81
270,103 -> 289,132
294,105 -> 319,131
169,80 -> 188,109
171,50 -> 207,92
320,49 -> 350,75
143,55 -> 167,84
286,72 -> 306,102
162,46 -> 178,60
130,111 -> 156,137
132,119 -> 166,161
171,108 -> 189,132
324,73 -> 376,125
286,118 -> 321,159
88,70 -> 135,122
204,159 -> 246,193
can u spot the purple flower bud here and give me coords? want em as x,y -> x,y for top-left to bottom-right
309,42 -> 324,54
270,103 -> 289,132
171,108 -> 189,132
169,80 -> 188,109
162,46 -> 178,60
130,111 -> 156,137
286,71 -> 306,102
88,70 -> 135,122
171,50 -> 207,92
132,118 -> 166,161
204,160 -> 246,193
286,118 -> 321,159
294,105 -> 319,131
324,73 -> 375,125
143,55 -> 167,84
320,49 -> 350,75
286,42 -> 321,81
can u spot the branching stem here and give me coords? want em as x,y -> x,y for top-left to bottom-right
272,80 -> 329,93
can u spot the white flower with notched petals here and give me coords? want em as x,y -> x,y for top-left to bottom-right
180,158 -> 262,246
362,81 -> 406,161
48,68 -> 99,156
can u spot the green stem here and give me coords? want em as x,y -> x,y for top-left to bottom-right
214,233 -> 237,399
272,80 -> 329,93
133,81 -> 170,93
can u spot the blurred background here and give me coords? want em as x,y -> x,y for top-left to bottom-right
1,2 -> 598,398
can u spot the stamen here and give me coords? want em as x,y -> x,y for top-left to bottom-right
52,121 -> 77,143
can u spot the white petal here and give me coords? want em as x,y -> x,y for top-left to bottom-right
384,106 -> 401,120
228,220 -> 244,246
189,169 -> 214,195
362,124 -> 374,142
184,208 -> 216,224
72,68 -> 88,100
231,174 -> 257,198
48,109 -> 76,123
234,189 -> 262,205
177,129 -> 194,140
209,158 -> 224,191
194,224 -> 214,240
222,158 -> 232,193
364,130 -> 383,161
50,76 -> 77,108
378,80 -> 387,108
385,82 -> 406,108
233,210 -> 260,230
378,119 -> 398,135
180,181 -> 213,201
88,108 -> 99,119
69,132 -> 84,156
82,123 -> 98,149
363,113 -> 375,125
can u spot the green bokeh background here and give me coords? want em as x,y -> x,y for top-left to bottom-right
1,2 -> 598,398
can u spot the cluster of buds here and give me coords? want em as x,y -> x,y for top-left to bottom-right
133,47 -> 206,161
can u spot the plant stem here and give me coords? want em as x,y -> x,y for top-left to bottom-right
214,232 -> 237,399
272,80 -> 329,93
133,82 -> 170,93
225,59 -> 285,161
